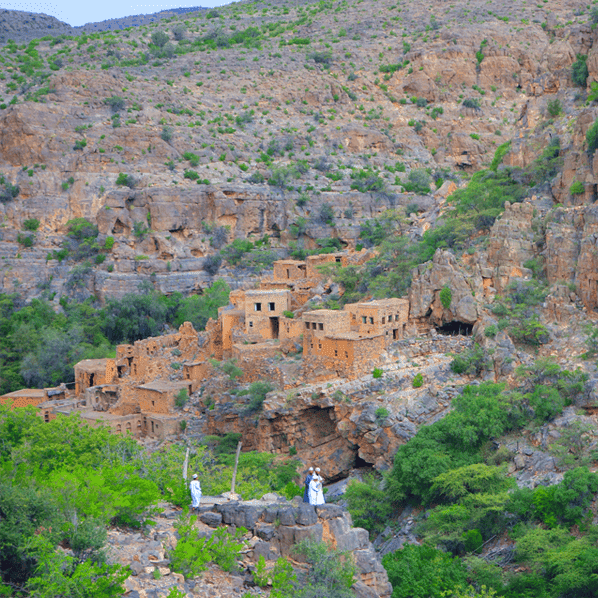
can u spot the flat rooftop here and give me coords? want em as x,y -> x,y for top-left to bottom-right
75,358 -> 109,372
325,332 -> 383,341
137,380 -> 189,392
1,388 -> 47,398
245,289 -> 290,296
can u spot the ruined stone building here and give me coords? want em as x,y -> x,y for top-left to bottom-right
0,252 -> 415,437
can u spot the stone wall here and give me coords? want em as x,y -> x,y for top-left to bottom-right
303,333 -> 385,382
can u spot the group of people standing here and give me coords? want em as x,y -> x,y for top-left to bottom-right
188,467 -> 326,511
303,467 -> 326,506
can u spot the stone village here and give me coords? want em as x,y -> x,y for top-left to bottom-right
3,199 -> 586,468
0,250 -> 414,439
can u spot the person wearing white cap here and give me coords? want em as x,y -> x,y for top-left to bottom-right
190,473 -> 202,512
303,467 -> 314,503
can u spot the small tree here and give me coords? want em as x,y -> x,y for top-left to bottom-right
246,381 -> 274,412
151,31 -> 169,48
105,96 -> 125,113
587,119 -> 598,155
172,24 -> 187,41
161,126 -> 174,142
318,203 -> 335,226
572,54 -> 589,87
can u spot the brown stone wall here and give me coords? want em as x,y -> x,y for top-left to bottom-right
280,317 -> 304,341
231,343 -> 284,385
0,391 -> 48,409
273,260 -> 307,281
184,362 -> 210,387
74,360 -> 109,395
302,310 -> 351,340
221,309 -> 245,355
303,334 -> 385,381
306,254 -> 339,278
136,388 -> 172,414
105,359 -> 118,384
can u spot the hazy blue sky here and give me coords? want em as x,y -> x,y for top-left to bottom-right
0,0 -> 230,26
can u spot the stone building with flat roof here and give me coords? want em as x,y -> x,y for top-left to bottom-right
244,289 -> 291,341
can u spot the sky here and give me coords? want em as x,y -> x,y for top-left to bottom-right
0,0 -> 231,26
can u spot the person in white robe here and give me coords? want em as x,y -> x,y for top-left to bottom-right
313,468 -> 325,505
190,473 -> 202,512
309,470 -> 326,506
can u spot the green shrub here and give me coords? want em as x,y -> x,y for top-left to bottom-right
115,173 -> 136,188
246,381 -> 274,412
569,180 -> 585,195
161,126 -> 173,142
484,325 -> 497,338
572,54 -> 588,87
462,98 -> 481,110
387,383 -> 521,503
547,98 -> 563,117
450,344 -> 490,376
151,31 -> 169,48
439,286 -> 452,309
175,389 -> 188,408
382,544 -> 467,598
16,231 -> 34,247
105,96 -> 125,112
104,236 -> 115,250
170,518 -> 246,578
587,118 -> 598,154
345,474 -> 393,536
375,407 -> 389,423
23,218 -> 40,232
372,367 -> 383,379
293,539 -> 355,598
402,168 -> 431,194
412,373 -> 423,388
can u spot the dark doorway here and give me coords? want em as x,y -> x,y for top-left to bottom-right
393,329 -> 398,340
89,374 -> 95,387
270,317 -> 280,339
435,321 -> 473,336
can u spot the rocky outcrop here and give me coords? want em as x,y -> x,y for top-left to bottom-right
109,498 -> 392,598
487,201 -> 536,292
544,204 -> 598,311
202,351 -> 468,479
409,249 -> 480,327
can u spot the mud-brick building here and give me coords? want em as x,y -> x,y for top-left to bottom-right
244,289 -> 291,341
74,359 -> 116,395
302,309 -> 351,341
273,259 -> 307,281
303,331 -> 385,381
345,298 -> 410,344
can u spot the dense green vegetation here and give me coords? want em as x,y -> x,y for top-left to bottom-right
0,406 -> 301,595
342,360 -> 597,598
0,280 -> 230,394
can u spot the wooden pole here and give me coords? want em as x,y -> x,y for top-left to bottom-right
182,447 -> 189,481
231,441 -> 243,496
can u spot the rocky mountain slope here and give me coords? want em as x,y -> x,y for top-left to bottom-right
0,7 -> 206,44
4,0 -> 598,596
0,0 -> 595,303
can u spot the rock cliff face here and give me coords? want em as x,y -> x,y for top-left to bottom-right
1,0 -> 597,304
110,498 -> 391,598
203,343 -> 470,479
